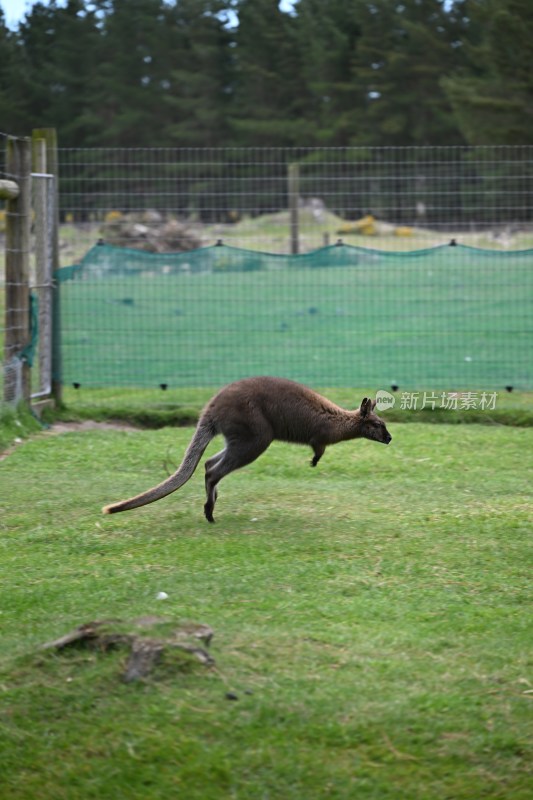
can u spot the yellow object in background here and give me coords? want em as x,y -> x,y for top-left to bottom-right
337,215 -> 413,237
337,214 -> 377,236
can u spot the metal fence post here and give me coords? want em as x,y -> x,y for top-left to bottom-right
32,137 -> 54,401
32,128 -> 61,405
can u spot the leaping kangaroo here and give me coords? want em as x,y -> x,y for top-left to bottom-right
103,376 -> 392,522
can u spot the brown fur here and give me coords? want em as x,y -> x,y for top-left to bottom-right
102,376 -> 392,522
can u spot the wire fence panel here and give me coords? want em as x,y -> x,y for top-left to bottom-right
57,241 -> 532,393
58,145 -> 533,259
3,144 -> 533,412
56,146 -> 533,399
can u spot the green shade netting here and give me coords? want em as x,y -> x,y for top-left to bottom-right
56,242 -> 533,390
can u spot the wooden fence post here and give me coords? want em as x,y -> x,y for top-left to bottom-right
32,128 -> 61,405
288,162 -> 299,255
4,136 -> 31,403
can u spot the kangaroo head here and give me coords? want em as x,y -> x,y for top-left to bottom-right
357,397 -> 392,445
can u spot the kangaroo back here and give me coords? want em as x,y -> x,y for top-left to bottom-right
102,420 -> 214,514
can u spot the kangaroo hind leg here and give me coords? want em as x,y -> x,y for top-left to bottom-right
204,435 -> 271,523
205,448 -> 225,473
311,442 -> 326,467
204,448 -> 225,521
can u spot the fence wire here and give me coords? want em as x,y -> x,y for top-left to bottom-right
56,146 -> 533,400
58,145 -> 533,258
57,240 -> 532,393
2,144 -> 533,412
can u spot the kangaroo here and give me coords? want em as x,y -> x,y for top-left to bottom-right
103,376 -> 392,523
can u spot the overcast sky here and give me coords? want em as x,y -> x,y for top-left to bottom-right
2,0 -> 297,29
2,0 -> 32,28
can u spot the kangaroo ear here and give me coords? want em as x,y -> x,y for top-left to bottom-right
371,398 -> 377,411
359,397 -> 371,417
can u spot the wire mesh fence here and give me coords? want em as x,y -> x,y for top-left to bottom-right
57,145 -> 533,402
2,144 -> 533,413
58,240 -> 531,393
59,145 -> 533,260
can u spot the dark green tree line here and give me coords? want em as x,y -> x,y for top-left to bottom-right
442,0 -> 533,144
1,0 -> 532,147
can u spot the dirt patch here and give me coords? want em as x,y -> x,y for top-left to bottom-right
45,420 -> 139,435
1,420 -> 138,462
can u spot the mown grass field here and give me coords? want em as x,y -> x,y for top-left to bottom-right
58,247 -> 532,391
1,421 -> 531,799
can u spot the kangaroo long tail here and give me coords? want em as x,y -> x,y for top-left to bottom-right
102,420 -> 215,514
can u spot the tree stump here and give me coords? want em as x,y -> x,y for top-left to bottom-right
41,618 -> 215,682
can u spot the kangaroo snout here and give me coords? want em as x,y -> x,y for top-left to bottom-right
384,432 -> 392,444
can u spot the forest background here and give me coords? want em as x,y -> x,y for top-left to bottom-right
1,0 -> 532,149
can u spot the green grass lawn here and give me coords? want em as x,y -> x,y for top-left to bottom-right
1,422 -> 531,799
58,246 -> 532,391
